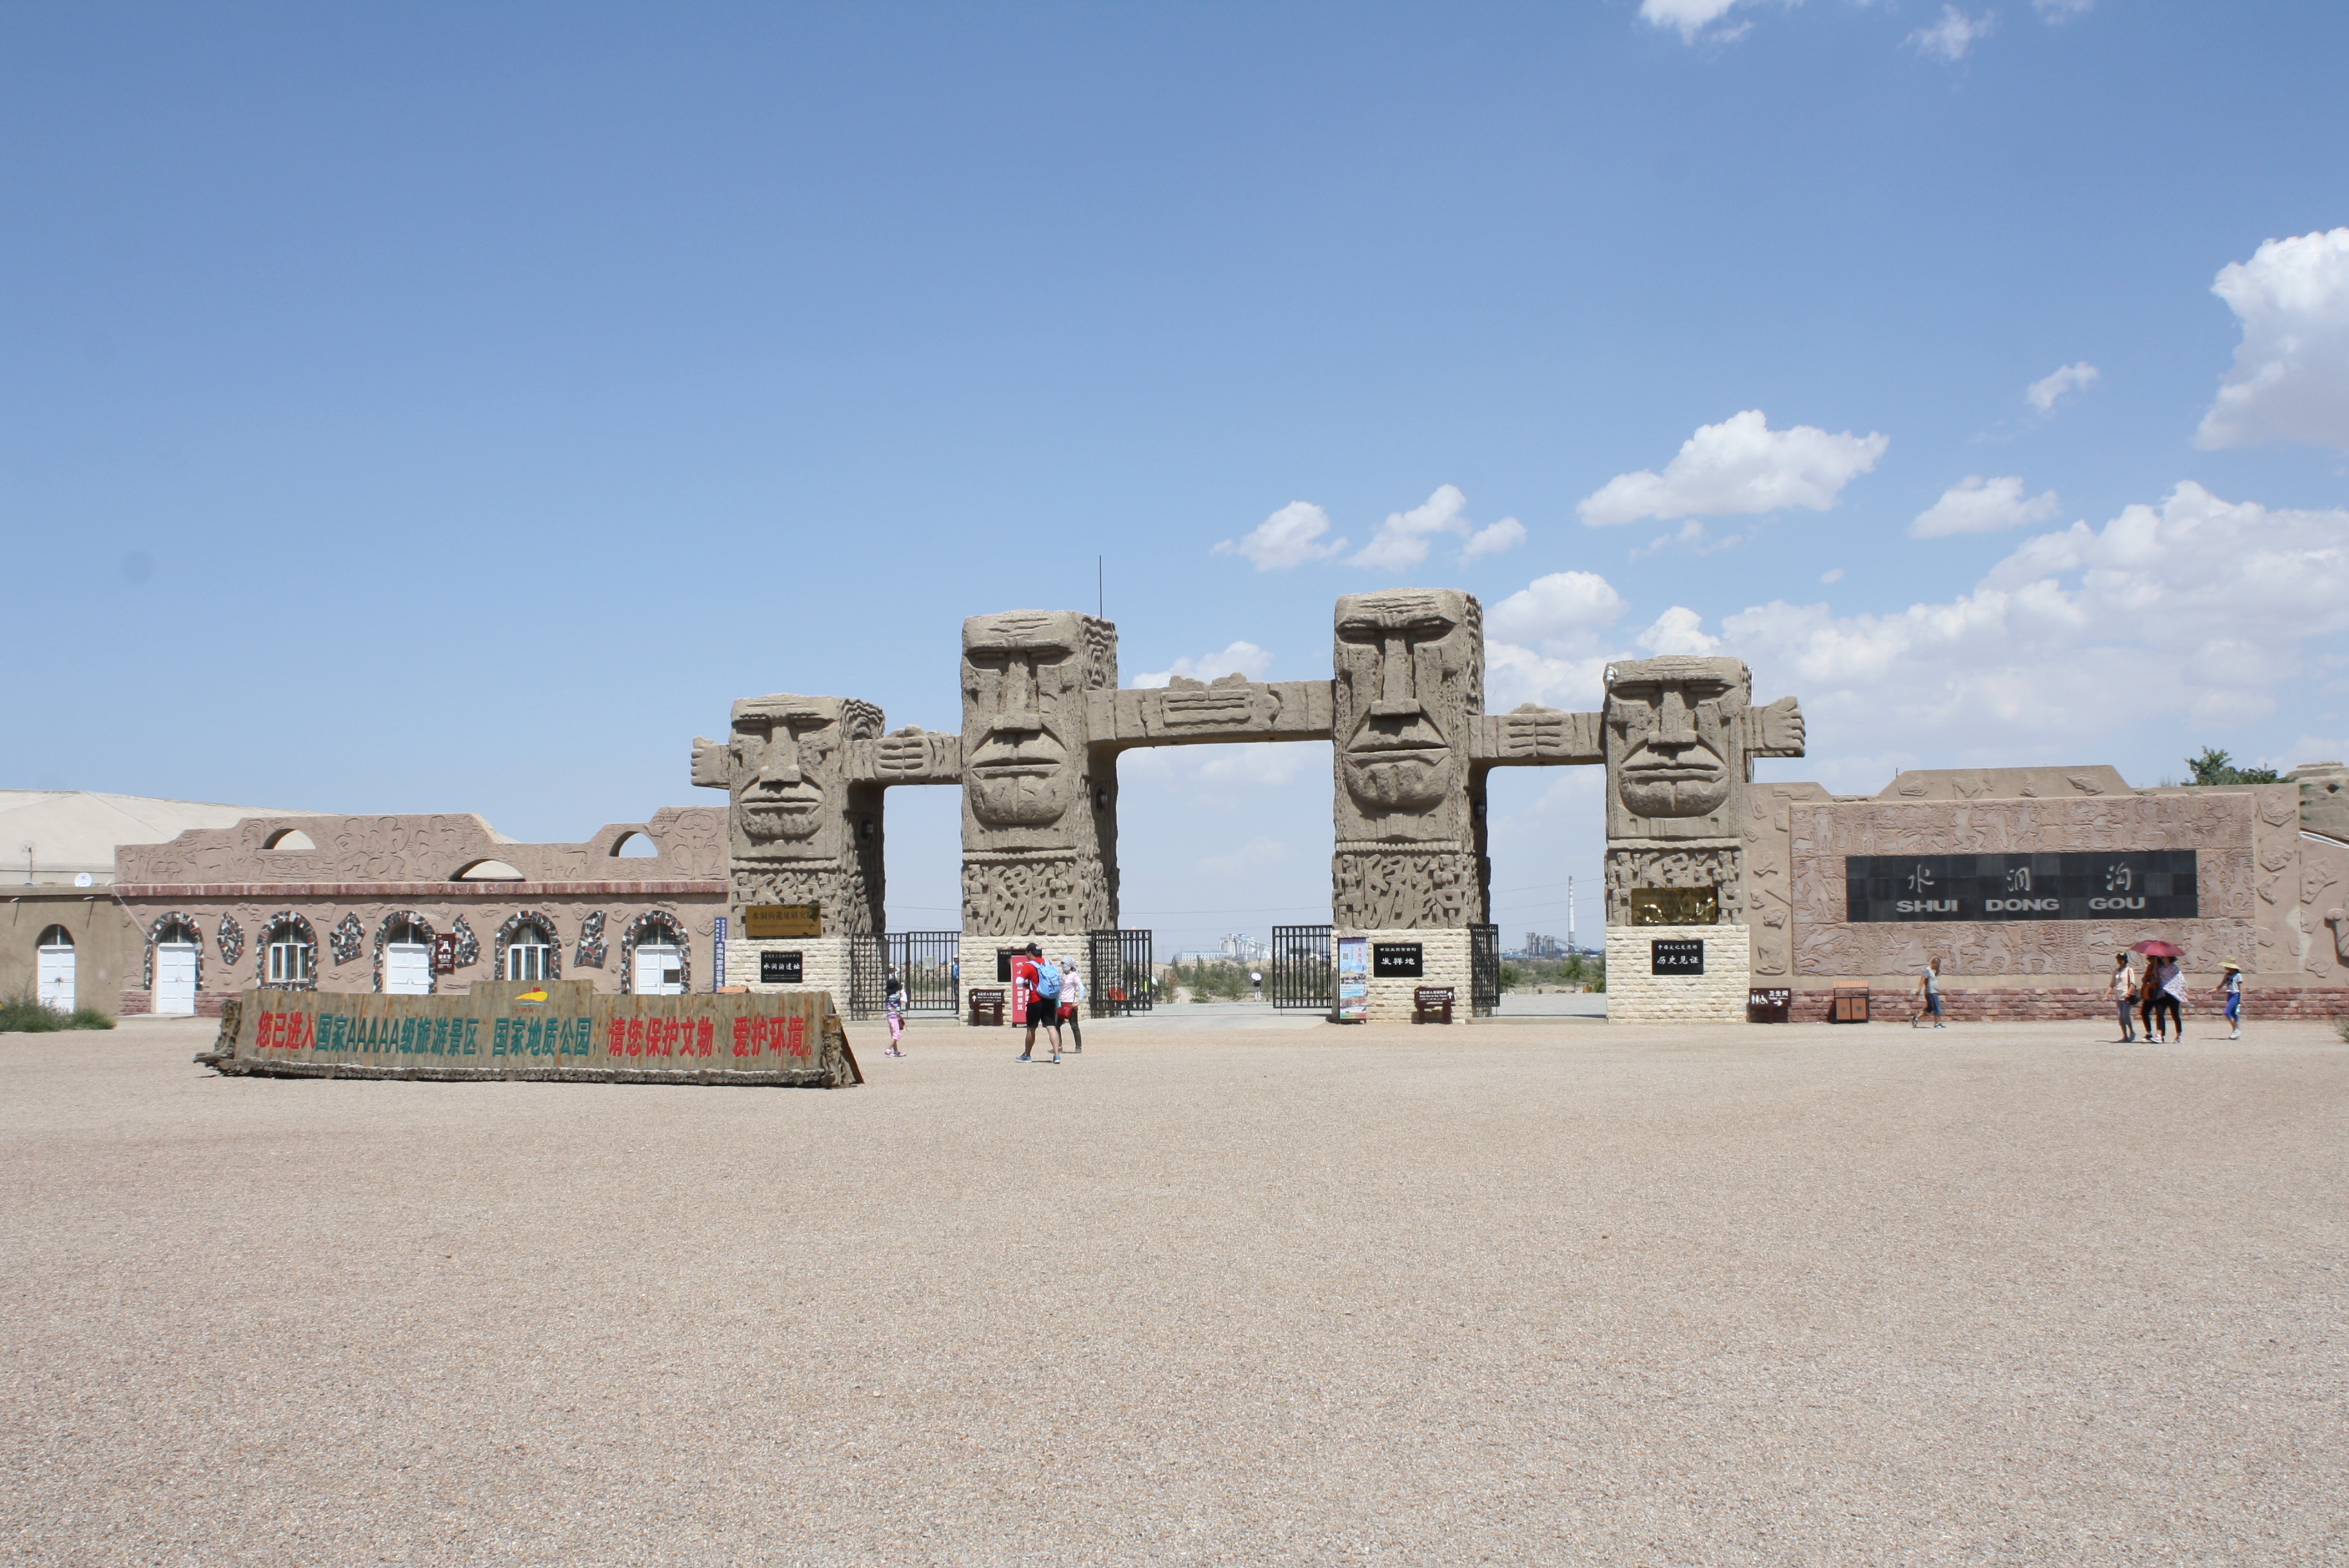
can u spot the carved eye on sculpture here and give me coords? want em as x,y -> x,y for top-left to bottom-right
1404,616 -> 1455,638
1335,620 -> 1381,644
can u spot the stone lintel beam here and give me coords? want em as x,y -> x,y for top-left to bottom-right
846,728 -> 963,787
1468,706 -> 1603,766
1084,677 -> 1335,751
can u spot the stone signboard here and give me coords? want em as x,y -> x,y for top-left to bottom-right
199,980 -> 859,1086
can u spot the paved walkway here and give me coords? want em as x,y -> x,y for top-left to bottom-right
4,1015 -> 2343,1565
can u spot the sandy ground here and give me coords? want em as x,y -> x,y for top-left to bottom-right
3,1013 -> 2344,1567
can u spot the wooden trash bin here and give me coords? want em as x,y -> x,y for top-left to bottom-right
1413,986 -> 1455,1024
1830,983 -> 1870,1023
968,988 -> 1006,1027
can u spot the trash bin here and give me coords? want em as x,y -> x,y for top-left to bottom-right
1830,983 -> 1870,1023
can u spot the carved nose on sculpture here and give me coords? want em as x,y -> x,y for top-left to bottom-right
1369,700 -> 1424,721
1378,634 -> 1416,709
759,738 -> 804,785
1655,692 -> 1698,744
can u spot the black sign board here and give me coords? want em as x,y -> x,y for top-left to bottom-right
759,950 -> 803,984
1372,943 -> 1424,978
1652,938 -> 1705,975
430,933 -> 458,975
1748,986 -> 1792,1023
1845,852 -> 2198,923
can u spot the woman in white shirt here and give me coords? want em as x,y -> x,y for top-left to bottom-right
1058,961 -> 1086,1053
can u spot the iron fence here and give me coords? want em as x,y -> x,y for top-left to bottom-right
848,933 -> 888,1020
886,931 -> 962,1014
1270,924 -> 1334,1012
1470,922 -> 1501,1016
1086,928 -> 1154,1016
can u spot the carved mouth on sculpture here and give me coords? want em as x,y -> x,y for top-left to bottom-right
741,785 -> 825,839
968,726 -> 1071,825
1341,724 -> 1454,812
1619,742 -> 1732,817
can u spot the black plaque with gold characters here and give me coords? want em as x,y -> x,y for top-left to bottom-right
746,904 -> 822,939
1372,943 -> 1425,978
759,950 -> 804,983
1845,852 -> 2197,923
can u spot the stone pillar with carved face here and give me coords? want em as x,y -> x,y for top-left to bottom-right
1601,656 -> 1757,927
1330,590 -> 1487,929
692,694 -> 887,936
960,610 -> 1120,941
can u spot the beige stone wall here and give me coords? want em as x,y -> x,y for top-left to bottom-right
1,889 -> 141,1016
1605,924 -> 1751,1023
731,933 -> 853,1003
1340,927 -> 1473,1024
113,890 -> 723,1012
1785,790 -> 2267,983
118,807 -> 724,885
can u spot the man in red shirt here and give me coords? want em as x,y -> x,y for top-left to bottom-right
1015,942 -> 1063,1063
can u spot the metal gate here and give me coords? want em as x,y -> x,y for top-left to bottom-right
1470,922 -> 1501,1016
1086,929 -> 1154,1016
886,931 -> 962,1014
1270,924 -> 1333,1012
848,933 -> 888,1020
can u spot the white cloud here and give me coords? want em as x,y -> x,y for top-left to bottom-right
1461,515 -> 1527,562
1350,485 -> 1525,571
1131,641 -> 1274,689
1213,501 -> 1346,570
1638,0 -> 1753,44
1910,6 -> 1994,60
1578,410 -> 1889,526
2025,361 -> 2100,413
1718,483 -> 2349,766
2195,227 -> 2349,451
2032,0 -> 2092,18
1487,570 -> 1629,652
1821,568 -> 1843,583
1909,475 -> 2064,538
1636,606 -> 1723,656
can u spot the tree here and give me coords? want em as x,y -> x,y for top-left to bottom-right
2186,746 -> 2281,787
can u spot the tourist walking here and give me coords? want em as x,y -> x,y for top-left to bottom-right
2110,952 -> 2137,1042
1912,957 -> 1945,1028
1058,959 -> 1085,1053
2216,957 -> 2243,1040
2148,956 -> 2186,1042
884,970 -> 906,1056
1018,943 -> 1064,1063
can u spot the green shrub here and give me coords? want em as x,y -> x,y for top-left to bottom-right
0,996 -> 114,1033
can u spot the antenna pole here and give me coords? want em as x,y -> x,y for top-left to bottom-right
1098,555 -> 1104,620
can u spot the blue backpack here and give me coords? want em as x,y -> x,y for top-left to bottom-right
1032,962 -> 1062,999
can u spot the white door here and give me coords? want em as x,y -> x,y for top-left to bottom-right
37,937 -> 76,1013
633,943 -> 683,995
385,942 -> 431,995
155,943 -> 198,1015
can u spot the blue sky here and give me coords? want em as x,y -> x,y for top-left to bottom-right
7,3 -> 2347,952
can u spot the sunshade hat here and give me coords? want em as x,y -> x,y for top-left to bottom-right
2220,957 -> 2242,972
2130,939 -> 2184,957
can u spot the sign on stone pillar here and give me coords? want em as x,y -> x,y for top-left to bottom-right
692,693 -> 887,998
958,610 -> 1121,943
1600,655 -> 1803,1021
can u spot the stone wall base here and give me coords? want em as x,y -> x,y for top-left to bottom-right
118,988 -> 232,1018
727,934 -> 853,1007
961,933 -> 1091,1023
1336,928 -> 1473,1024
1788,983 -> 2349,1024
1605,925 -> 1751,1023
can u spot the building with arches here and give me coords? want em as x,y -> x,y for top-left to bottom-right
106,807 -> 724,1015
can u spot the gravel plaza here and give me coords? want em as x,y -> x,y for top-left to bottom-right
4,1013 -> 2344,1566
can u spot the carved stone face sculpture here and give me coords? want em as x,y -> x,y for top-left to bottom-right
963,611 -> 1089,831
1332,590 -> 1481,828
1604,656 -> 1750,838
717,696 -> 860,862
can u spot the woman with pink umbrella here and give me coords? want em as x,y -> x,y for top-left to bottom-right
2133,939 -> 2185,1043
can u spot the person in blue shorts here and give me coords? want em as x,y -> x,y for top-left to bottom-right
2215,957 -> 2242,1041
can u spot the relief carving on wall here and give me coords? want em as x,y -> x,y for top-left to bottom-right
1332,847 -> 1481,930
960,853 -> 1111,936
216,914 -> 244,966
1604,846 -> 1747,925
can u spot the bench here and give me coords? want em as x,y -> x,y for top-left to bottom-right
1413,986 -> 1455,1024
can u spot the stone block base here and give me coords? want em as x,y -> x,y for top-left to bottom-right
726,934 -> 852,1005
1788,983 -> 2349,1024
1605,925 -> 1750,1023
1338,928 -> 1473,1024
118,988 -> 232,1018
962,933 -> 1092,1023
